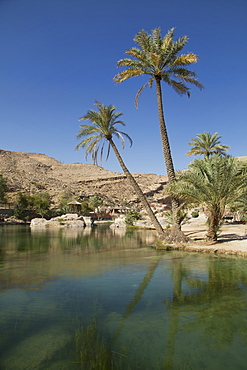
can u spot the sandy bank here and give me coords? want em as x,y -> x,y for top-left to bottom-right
179,223 -> 247,257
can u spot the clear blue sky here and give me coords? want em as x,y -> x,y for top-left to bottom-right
0,0 -> 246,175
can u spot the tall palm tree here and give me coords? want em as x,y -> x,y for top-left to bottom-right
114,27 -> 203,241
170,155 -> 247,243
75,101 -> 165,237
186,132 -> 230,158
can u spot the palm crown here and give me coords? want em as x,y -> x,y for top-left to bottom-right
75,101 -> 132,165
186,132 -> 230,158
114,27 -> 203,106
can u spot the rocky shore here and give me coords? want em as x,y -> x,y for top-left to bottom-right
2,214 -> 247,257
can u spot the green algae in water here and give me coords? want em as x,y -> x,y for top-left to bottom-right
73,318 -> 130,369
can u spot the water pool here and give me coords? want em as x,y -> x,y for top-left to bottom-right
1,225 -> 247,369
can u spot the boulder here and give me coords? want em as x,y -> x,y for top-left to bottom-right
82,216 -> 94,226
110,215 -> 126,228
30,214 -> 92,228
30,218 -> 48,227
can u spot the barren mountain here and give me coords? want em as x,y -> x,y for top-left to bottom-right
0,149 -> 168,206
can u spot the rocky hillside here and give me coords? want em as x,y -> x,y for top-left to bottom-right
0,149 -> 168,206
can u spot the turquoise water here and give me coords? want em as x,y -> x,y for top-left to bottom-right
1,225 -> 247,369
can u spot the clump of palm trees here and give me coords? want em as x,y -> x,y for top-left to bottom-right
76,27 -> 204,242
170,132 -> 247,243
75,28 -> 247,245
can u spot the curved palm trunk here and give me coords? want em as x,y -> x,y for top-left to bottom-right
155,78 -> 187,242
109,138 -> 165,237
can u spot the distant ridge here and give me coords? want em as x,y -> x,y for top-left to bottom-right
237,156 -> 247,162
0,149 -> 168,205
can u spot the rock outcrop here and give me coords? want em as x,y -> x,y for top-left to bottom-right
110,215 -> 127,229
30,214 -> 93,228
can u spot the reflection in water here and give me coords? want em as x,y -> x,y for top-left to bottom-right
1,226 -> 247,369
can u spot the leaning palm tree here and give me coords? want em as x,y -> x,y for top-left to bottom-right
114,27 -> 203,242
170,155 -> 247,243
186,132 -> 230,158
75,101 -> 165,237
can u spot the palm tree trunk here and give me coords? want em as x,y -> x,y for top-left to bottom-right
155,77 -> 185,240
206,208 -> 222,243
155,77 -> 176,183
109,138 -> 165,237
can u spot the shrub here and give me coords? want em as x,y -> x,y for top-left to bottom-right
14,192 -> 51,220
0,174 -> 8,203
241,213 -> 247,222
191,211 -> 199,218
81,201 -> 93,216
125,210 -> 141,226
32,192 -> 51,217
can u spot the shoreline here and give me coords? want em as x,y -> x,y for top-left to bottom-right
2,219 -> 247,257
176,223 -> 247,257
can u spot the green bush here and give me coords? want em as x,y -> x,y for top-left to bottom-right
32,192 -> 51,217
57,191 -> 74,213
125,210 -> 141,226
191,211 -> 199,218
81,201 -> 93,215
14,192 -> 51,220
241,213 -> 247,222
0,174 -> 8,203
88,195 -> 103,211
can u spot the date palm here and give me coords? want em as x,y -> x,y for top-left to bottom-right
170,155 -> 247,243
114,27 -> 203,241
186,132 -> 230,158
75,101 -> 165,237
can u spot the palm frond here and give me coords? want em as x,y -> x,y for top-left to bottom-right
163,77 -> 190,96
133,29 -> 151,52
169,35 -> 188,55
172,53 -> 199,66
113,130 -> 133,149
168,67 -> 196,77
114,68 -> 146,84
161,28 -> 175,51
135,78 -> 154,108
124,48 -> 149,63
151,27 -> 163,51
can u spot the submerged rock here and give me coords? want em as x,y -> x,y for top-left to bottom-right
1,324 -> 71,370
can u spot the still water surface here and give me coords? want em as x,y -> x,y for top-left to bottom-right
1,225 -> 247,369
